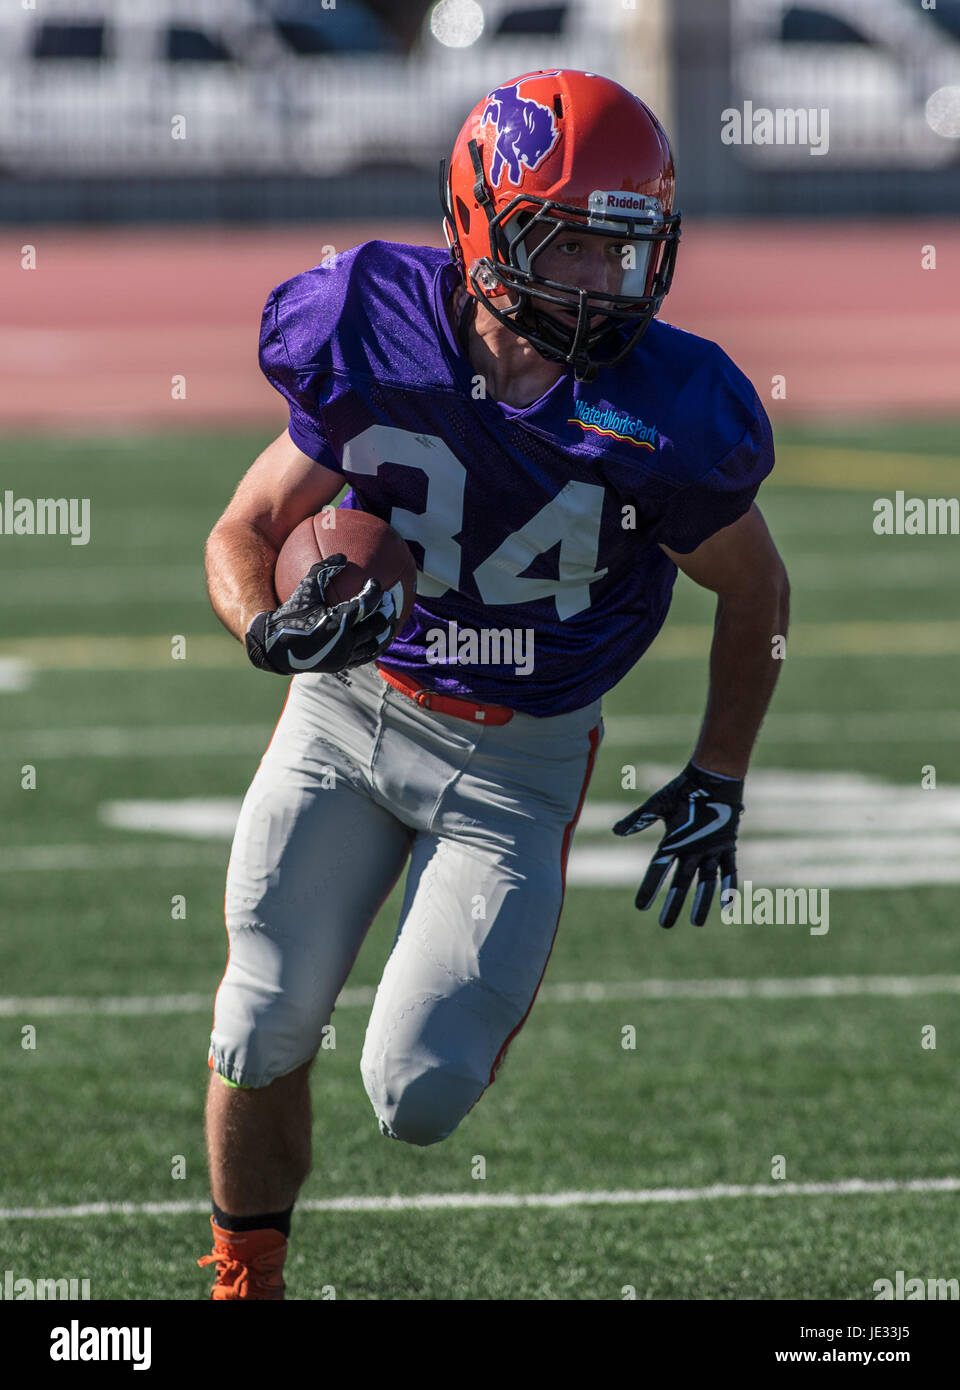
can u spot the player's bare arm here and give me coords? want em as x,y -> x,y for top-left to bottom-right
665,502 -> 790,779
204,428 -> 343,641
205,429 -> 397,675
614,506 -> 788,927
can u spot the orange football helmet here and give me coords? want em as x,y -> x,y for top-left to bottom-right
440,69 -> 680,382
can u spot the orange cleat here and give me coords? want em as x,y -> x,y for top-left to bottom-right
198,1218 -> 288,1300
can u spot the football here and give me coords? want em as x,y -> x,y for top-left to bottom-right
274,507 -> 417,629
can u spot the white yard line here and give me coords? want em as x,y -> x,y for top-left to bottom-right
8,726 -> 272,758
602,712 -> 960,744
569,843 -> 960,888
0,657 -> 30,692
0,566 -> 203,604
2,620 -> 960,672
4,711 -> 959,760
20,836 -> 960,884
0,843 -> 224,871
2,1176 -> 958,1222
0,554 -> 949,604
3,974 -> 960,1018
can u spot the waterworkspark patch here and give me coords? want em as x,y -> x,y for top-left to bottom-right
569,400 -> 658,450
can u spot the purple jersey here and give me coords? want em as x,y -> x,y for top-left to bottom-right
259,240 -> 773,715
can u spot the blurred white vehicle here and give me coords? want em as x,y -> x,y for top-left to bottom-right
731,0 -> 960,167
0,0 -> 653,175
0,0 -> 404,174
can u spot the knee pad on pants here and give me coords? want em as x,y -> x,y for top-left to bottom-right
210,951 -> 328,1089
362,1050 -> 490,1148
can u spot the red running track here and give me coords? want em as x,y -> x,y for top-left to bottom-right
1,221 -> 957,430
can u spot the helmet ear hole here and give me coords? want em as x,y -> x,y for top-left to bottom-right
455,196 -> 471,235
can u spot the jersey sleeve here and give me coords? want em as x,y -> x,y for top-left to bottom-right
653,366 -> 774,554
258,264 -> 349,472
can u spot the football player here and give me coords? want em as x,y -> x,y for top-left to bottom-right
198,70 -> 789,1298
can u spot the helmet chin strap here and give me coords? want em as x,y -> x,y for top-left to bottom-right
455,286 -> 476,354
506,298 -> 587,377
459,273 -> 609,384
512,297 -> 541,339
515,296 -> 614,381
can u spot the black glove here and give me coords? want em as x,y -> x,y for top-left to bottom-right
245,555 -> 399,676
612,761 -> 744,928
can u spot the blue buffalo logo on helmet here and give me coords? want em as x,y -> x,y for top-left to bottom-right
480,75 -> 562,187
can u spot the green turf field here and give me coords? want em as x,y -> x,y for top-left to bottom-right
1,422 -> 958,1300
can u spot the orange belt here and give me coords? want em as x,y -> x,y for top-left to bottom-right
377,663 -> 514,725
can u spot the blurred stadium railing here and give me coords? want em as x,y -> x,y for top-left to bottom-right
0,0 -> 958,220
